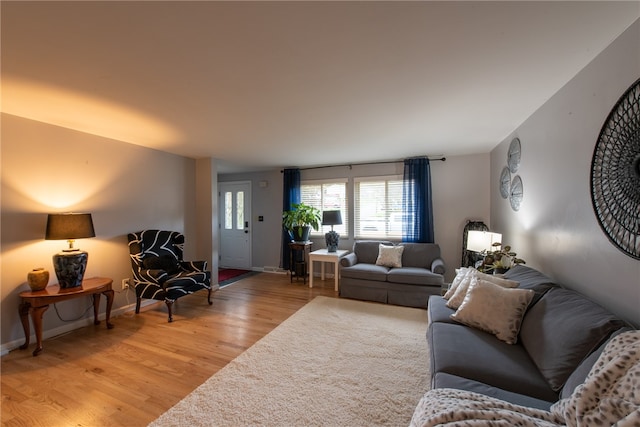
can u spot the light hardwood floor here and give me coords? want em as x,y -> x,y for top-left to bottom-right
1,273 -> 338,426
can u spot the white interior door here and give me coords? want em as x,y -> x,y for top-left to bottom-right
219,181 -> 252,269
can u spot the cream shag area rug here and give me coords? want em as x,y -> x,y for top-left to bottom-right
149,296 -> 430,427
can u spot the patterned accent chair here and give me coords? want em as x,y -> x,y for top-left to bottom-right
128,230 -> 212,322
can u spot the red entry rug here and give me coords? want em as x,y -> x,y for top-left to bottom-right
218,268 -> 252,282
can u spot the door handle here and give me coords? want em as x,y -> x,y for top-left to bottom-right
244,221 -> 249,233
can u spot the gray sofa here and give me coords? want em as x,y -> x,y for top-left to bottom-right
427,265 -> 632,410
339,240 -> 445,308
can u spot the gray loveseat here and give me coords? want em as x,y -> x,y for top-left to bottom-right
339,240 -> 446,308
427,265 -> 632,410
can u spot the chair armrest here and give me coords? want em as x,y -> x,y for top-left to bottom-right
340,253 -> 358,267
180,260 -> 208,272
137,268 -> 169,284
431,258 -> 446,275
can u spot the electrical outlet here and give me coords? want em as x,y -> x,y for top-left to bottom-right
121,278 -> 130,290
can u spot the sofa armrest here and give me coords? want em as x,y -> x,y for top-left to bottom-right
340,253 -> 358,267
431,258 -> 446,275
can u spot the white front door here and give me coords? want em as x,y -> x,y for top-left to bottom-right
219,181 -> 252,269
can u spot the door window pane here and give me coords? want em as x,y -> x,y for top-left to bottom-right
224,192 -> 233,229
236,191 -> 244,230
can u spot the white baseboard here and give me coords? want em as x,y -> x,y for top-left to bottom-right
0,284 -> 235,356
257,266 -> 288,274
0,298 -> 157,356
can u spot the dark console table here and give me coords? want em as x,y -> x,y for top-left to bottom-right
288,241 -> 312,284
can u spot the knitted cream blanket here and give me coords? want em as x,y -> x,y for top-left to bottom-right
411,330 -> 640,427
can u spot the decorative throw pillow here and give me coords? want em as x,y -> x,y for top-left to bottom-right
451,279 -> 534,344
375,244 -> 404,268
518,287 -> 627,392
474,270 -> 519,288
446,269 -> 519,310
143,255 -> 181,274
445,269 -> 477,309
443,267 -> 470,300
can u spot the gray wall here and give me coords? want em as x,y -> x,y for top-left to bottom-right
490,20 -> 640,326
4,19 -> 637,354
220,153 -> 491,282
0,113 -> 210,353
219,169 -> 285,270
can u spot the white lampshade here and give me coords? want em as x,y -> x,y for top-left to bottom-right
466,231 -> 502,253
489,232 -> 502,250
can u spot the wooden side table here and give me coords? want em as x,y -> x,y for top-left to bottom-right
18,277 -> 114,356
309,249 -> 349,291
288,241 -> 312,284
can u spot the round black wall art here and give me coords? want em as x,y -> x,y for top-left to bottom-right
590,77 -> 640,260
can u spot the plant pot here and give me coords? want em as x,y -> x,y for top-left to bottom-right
493,267 -> 509,275
291,226 -> 311,242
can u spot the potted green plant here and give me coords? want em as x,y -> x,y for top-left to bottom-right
481,244 -> 526,274
282,203 -> 321,242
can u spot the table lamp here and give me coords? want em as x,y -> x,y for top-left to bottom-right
45,213 -> 95,288
322,210 -> 342,252
466,230 -> 502,270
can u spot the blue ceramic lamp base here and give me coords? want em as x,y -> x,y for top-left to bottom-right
325,230 -> 340,252
52,250 -> 88,288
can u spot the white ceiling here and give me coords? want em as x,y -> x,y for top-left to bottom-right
2,1 -> 639,173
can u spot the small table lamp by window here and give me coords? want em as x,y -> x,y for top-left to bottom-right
322,210 -> 342,252
466,230 -> 502,270
467,231 -> 491,253
45,213 -> 95,288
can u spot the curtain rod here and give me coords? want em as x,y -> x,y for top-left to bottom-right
280,156 -> 446,173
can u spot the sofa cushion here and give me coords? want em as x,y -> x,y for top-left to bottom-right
400,242 -> 442,269
433,373 -> 554,411
352,240 -> 394,264
427,295 -> 457,324
387,267 -> 443,286
429,322 -> 557,401
519,287 -> 627,392
504,265 -> 557,306
340,263 -> 389,281
451,279 -> 534,344
559,327 -> 630,399
375,244 -> 404,268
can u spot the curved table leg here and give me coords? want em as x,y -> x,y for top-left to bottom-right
93,293 -> 101,326
103,290 -> 114,329
31,305 -> 49,356
19,302 -> 31,350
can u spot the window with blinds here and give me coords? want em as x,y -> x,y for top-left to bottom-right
354,175 -> 403,239
301,179 -> 348,237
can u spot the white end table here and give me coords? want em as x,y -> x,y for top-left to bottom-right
309,249 -> 349,291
